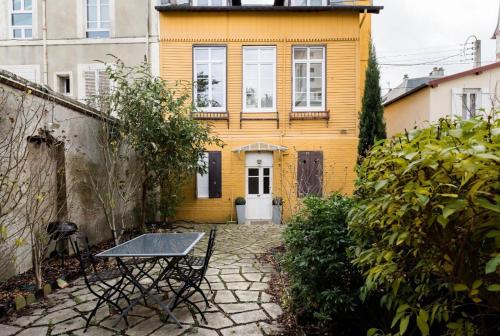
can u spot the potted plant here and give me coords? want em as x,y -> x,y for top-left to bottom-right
235,197 -> 246,224
272,197 -> 283,224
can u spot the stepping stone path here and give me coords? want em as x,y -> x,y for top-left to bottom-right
4,224 -> 285,335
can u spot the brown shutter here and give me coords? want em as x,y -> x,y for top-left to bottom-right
208,151 -> 222,198
297,151 -> 323,197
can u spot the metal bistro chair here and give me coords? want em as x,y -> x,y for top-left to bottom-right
164,226 -> 218,323
70,235 -> 130,331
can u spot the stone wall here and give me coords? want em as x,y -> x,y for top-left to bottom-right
0,69 -> 141,280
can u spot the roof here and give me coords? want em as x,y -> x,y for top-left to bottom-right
384,62 -> 500,107
0,69 -> 113,122
383,76 -> 436,104
155,5 -> 383,14
232,142 -> 288,153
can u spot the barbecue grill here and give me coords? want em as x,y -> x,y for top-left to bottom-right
47,221 -> 78,266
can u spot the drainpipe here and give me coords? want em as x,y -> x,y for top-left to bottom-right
42,0 -> 48,85
145,0 -> 150,63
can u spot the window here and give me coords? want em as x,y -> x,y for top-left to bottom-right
193,0 -> 226,5
297,151 -> 323,197
243,46 -> 276,112
194,47 -> 226,112
196,152 -> 222,199
55,73 -> 72,96
293,46 -> 325,111
461,88 -> 481,119
290,0 -> 327,5
86,0 -> 110,38
11,0 -> 33,39
78,64 -> 110,101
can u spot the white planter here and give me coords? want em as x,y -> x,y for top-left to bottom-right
272,205 -> 282,224
236,205 -> 246,224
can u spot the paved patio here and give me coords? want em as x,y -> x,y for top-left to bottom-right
1,224 -> 284,336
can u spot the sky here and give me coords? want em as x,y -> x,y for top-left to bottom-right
372,0 -> 499,94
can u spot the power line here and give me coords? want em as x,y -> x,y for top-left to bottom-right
378,53 -> 463,66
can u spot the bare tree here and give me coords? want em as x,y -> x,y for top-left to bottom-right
0,88 -> 47,281
86,115 -> 142,245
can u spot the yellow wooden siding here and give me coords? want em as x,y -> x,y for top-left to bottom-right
159,10 -> 368,223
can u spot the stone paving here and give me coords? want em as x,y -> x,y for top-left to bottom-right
1,224 -> 285,336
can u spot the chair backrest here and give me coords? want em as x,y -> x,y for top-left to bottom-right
201,226 -> 218,272
70,234 -> 98,274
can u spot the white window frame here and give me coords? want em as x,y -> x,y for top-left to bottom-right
9,0 -> 34,39
292,46 -> 326,112
193,46 -> 227,112
77,63 -> 110,100
53,71 -> 73,97
85,0 -> 111,39
196,152 -> 209,199
290,0 -> 327,6
461,88 -> 482,120
192,0 -> 227,6
242,46 -> 277,113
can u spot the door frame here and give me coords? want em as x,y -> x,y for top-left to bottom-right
245,152 -> 273,221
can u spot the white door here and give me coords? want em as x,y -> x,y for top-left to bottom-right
246,153 -> 273,221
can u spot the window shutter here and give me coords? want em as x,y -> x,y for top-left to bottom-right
208,151 -> 222,198
196,153 -> 209,198
451,88 -> 463,120
297,151 -> 323,197
84,70 -> 97,98
98,70 -> 110,95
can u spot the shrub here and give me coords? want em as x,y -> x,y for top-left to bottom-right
234,197 -> 246,205
281,194 -> 362,332
349,116 -> 500,336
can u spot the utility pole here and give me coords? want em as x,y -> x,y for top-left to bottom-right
474,39 -> 482,68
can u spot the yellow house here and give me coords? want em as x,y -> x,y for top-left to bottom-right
156,1 -> 382,223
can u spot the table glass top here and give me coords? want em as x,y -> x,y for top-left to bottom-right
96,232 -> 205,257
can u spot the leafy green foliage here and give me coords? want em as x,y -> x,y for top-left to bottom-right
101,57 -> 222,222
358,42 -> 386,163
281,195 -> 364,332
349,115 -> 500,335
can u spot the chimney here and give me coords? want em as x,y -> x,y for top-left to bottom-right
429,67 -> 444,77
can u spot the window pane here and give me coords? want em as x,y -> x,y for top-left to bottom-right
86,30 -> 109,38
310,47 -> 324,60
87,5 -> 98,25
13,0 -> 21,10
88,0 -> 97,5
263,168 -> 270,176
24,0 -> 32,10
263,176 -> 270,194
291,0 -> 307,5
211,0 -> 223,5
249,168 -> 259,176
260,48 -> 275,62
295,63 -> 306,77
194,48 -> 209,61
197,0 -> 209,5
244,48 -> 259,61
310,0 -> 322,6
295,93 -> 306,107
294,48 -> 307,60
295,78 -> 307,93
13,29 -> 22,38
260,66 -> 274,108
248,177 -> 259,194
12,13 -> 32,26
211,62 -> 224,107
100,4 -> 110,22
245,64 -> 258,108
310,63 -> 322,77
211,48 -> 225,61
470,94 -> 476,116
24,28 -> 32,38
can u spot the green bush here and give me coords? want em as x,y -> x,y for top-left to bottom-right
281,194 -> 363,331
349,116 -> 500,336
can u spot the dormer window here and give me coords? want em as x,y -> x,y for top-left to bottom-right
193,0 -> 227,6
290,0 -> 327,5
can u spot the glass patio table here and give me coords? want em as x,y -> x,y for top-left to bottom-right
96,232 -> 205,328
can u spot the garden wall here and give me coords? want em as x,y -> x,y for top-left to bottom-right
0,69 -> 141,280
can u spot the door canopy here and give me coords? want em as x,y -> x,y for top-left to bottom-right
232,142 -> 288,153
